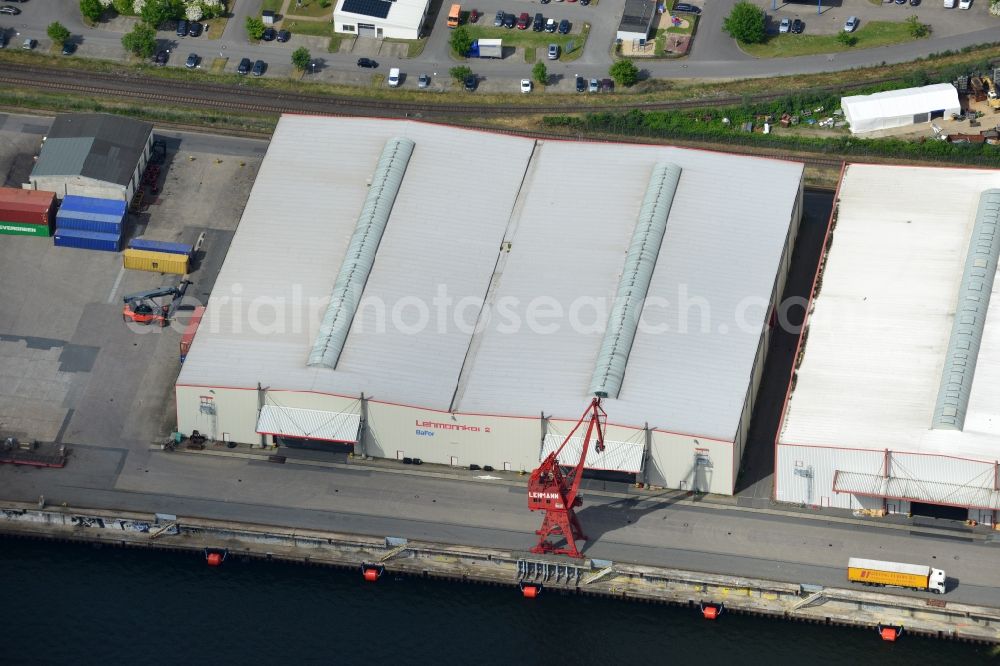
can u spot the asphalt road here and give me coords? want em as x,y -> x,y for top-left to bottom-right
6,0 -> 998,87
5,444 -> 1000,607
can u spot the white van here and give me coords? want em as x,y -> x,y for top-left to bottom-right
943,0 -> 955,7
388,67 -> 401,87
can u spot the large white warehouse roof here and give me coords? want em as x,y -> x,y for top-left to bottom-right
179,116 -> 803,441
780,164 -> 1000,460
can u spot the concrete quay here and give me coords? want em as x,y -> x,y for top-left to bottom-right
2,501 -> 998,645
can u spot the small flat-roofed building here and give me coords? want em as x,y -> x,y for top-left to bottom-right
616,0 -> 657,43
334,0 -> 429,39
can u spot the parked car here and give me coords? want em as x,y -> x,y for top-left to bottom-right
176,19 -> 188,36
494,10 -> 504,26
61,42 -> 76,55
185,53 -> 200,68
545,18 -> 557,33
520,78 -> 532,93
464,73 -> 477,91
277,29 -> 291,42
418,73 -> 430,88
540,0 -> 550,4
958,0 -> 971,8
262,27 -> 276,41
503,13 -> 516,28
779,17 -> 790,33
388,67 -> 401,87
517,12 -> 530,28
588,78 -> 599,93
357,57 -> 378,68
843,16 -> 858,31
153,49 -> 168,65
188,21 -> 204,37
580,0 -> 590,6
251,59 -> 266,76
0,5 -> 20,14
237,57 -> 252,74
575,76 -> 586,93
533,13 -> 544,31
894,0 -> 906,4
791,18 -> 804,33
469,9 -> 480,22
672,2 -> 700,12
909,0 -> 920,5
547,43 -> 559,59
600,78 -> 614,92
558,19 -> 570,34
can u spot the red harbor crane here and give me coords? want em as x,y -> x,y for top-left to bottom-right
528,397 -> 606,558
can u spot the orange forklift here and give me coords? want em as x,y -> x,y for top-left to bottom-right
122,280 -> 191,326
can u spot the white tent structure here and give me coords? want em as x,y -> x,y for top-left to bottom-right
841,83 -> 960,135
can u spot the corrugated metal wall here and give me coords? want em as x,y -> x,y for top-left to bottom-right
176,385 -> 740,494
648,430 -> 733,494
776,444 -> 883,509
777,443 -> 998,515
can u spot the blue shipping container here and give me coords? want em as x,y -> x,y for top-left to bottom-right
128,238 -> 194,257
60,195 -> 128,218
57,195 -> 127,235
53,228 -> 122,252
56,211 -> 124,235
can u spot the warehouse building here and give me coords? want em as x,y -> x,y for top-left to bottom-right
841,83 -> 961,135
776,164 -> 1000,524
333,0 -> 429,39
26,113 -> 154,203
176,116 -> 804,495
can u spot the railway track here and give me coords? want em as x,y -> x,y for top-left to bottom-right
0,63 -> 862,173
0,63 -> 903,118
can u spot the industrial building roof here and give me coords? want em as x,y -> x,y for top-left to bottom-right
179,116 -> 803,441
780,164 -> 1000,460
31,114 -> 152,186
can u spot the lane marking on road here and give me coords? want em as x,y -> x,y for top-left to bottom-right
107,266 -> 126,304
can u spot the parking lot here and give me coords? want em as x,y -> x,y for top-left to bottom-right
0,114 -> 263,456
756,0 -> 994,37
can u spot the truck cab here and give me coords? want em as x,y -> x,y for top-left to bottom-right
929,568 -> 947,594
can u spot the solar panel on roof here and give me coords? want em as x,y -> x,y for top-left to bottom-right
342,0 -> 391,18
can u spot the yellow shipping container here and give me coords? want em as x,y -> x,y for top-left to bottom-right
123,249 -> 189,275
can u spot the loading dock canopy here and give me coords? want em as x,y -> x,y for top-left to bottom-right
541,434 -> 644,473
833,470 -> 1000,511
256,405 -> 361,443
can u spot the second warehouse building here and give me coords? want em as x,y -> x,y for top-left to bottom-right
176,116 -> 804,495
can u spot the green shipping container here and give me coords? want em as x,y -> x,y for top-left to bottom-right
0,220 -> 52,236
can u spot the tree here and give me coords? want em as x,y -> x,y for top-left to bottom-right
609,59 -> 639,87
79,0 -> 104,22
836,31 -> 857,47
905,15 -> 929,38
722,1 -> 765,44
532,62 -> 548,86
112,0 -> 134,14
291,47 -> 312,71
47,22 -> 71,46
245,16 -> 266,40
449,26 -> 472,57
121,23 -> 157,58
141,0 -> 183,28
449,65 -> 472,82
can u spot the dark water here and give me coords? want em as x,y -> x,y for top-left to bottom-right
2,537 -> 993,665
